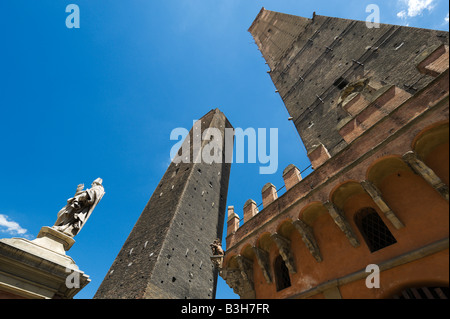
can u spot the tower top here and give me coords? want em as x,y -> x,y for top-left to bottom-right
248,8 -> 449,166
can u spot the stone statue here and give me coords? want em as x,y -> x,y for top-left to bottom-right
210,238 -> 224,256
210,238 -> 224,269
52,178 -> 105,237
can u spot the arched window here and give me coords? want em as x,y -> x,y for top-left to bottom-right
354,207 -> 397,252
274,255 -> 291,291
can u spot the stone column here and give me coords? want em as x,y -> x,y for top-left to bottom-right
324,202 -> 360,248
271,233 -> 296,274
235,255 -> 256,299
403,151 -> 449,201
361,181 -> 405,229
220,265 -> 255,299
252,247 -> 272,283
293,219 -> 323,262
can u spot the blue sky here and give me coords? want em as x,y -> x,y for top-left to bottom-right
0,0 -> 448,299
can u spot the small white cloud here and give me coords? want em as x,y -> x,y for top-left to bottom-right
445,12 -> 449,24
0,214 -> 28,236
397,0 -> 436,19
397,10 -> 408,19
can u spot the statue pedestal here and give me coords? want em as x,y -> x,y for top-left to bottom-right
210,255 -> 224,269
0,227 -> 90,299
32,226 -> 75,255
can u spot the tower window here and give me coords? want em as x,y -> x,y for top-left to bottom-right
333,77 -> 349,90
354,207 -> 397,252
274,255 -> 291,291
392,287 -> 449,299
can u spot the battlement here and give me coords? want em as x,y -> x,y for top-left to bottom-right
226,59 -> 449,251
225,16 -> 449,254
224,106 -> 448,298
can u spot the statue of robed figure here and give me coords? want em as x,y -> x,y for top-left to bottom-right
52,178 -> 105,237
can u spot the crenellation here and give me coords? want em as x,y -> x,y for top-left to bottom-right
262,183 -> 278,208
417,44 -> 449,77
308,144 -> 332,169
226,206 -> 240,248
282,164 -> 303,191
243,199 -> 259,223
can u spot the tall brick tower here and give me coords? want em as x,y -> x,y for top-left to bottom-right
95,109 -> 233,299
249,8 -> 448,169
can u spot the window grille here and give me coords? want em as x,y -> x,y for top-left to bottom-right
392,287 -> 449,299
354,207 -> 397,252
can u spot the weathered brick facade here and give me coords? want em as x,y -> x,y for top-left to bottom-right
221,8 -> 449,299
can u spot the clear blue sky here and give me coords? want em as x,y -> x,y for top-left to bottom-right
0,0 -> 448,299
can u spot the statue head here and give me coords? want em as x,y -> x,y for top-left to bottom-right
92,178 -> 103,186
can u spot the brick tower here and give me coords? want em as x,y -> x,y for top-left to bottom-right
249,8 -> 448,169
95,109 -> 233,299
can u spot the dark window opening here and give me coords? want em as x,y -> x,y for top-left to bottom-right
392,287 -> 449,299
333,77 -> 349,90
274,255 -> 291,292
354,207 -> 397,253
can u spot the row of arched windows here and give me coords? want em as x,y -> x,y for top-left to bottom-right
226,121 -> 449,297
272,206 -> 398,292
271,122 -> 449,292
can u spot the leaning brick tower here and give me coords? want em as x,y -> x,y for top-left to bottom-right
94,109 -> 233,299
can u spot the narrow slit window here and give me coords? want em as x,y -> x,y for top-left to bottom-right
333,77 -> 349,90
